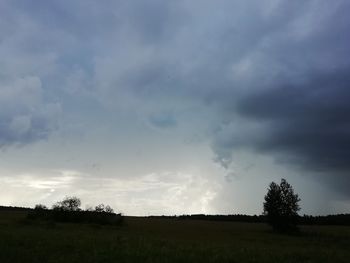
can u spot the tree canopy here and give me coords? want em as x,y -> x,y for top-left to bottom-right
263,178 -> 300,231
52,196 -> 81,211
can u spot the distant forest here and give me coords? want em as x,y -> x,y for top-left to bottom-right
2,205 -> 348,226
169,214 -> 350,226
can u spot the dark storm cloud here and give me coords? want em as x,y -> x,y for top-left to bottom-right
84,0 -> 350,184
2,0 -> 350,202
235,69 -> 350,171
205,0 -> 350,195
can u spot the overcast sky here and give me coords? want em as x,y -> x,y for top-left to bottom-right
1,0 -> 350,216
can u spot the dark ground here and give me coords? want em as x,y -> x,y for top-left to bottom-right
1,209 -> 349,262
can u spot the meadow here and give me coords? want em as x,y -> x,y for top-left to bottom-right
0,209 -> 349,263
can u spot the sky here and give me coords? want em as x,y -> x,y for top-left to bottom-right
1,0 -> 350,216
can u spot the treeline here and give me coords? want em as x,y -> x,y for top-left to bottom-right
149,214 -> 350,225
28,209 -> 123,225
300,214 -> 350,226
27,196 -> 123,225
178,214 -> 263,223
1,204 -> 349,226
0,206 -> 31,211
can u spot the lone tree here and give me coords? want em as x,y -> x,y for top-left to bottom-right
263,178 -> 300,231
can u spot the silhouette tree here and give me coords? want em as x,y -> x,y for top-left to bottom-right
104,205 -> 114,213
95,204 -> 105,212
34,204 -> 48,210
95,204 -> 114,213
52,196 -> 81,211
263,178 -> 300,231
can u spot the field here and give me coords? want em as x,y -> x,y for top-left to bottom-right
1,210 -> 349,262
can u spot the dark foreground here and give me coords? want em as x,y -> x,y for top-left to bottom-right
1,210 -> 349,263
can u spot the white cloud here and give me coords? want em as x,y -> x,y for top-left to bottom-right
0,169 -> 220,215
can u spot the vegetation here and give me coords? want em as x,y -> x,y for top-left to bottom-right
27,197 -> 122,225
264,179 -> 300,232
52,196 -> 82,211
95,203 -> 114,213
3,205 -> 349,225
1,209 -> 350,263
34,204 -> 48,210
0,188 -> 349,262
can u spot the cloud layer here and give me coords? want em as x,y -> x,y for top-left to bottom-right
1,0 -> 350,212
0,76 -> 60,147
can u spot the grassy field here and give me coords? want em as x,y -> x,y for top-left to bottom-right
1,210 -> 349,262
